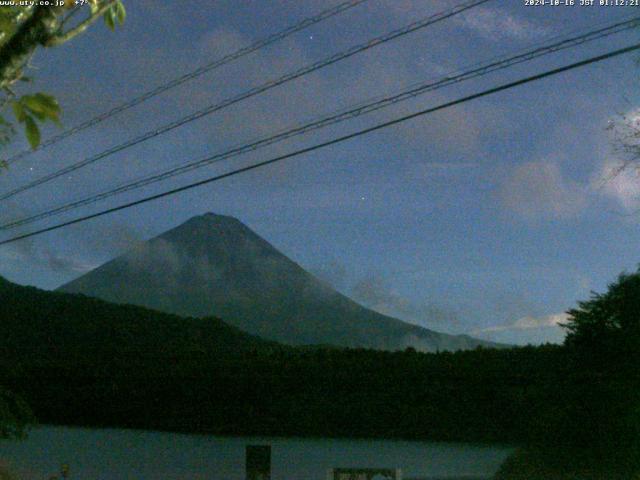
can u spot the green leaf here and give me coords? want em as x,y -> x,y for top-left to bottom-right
103,2 -> 125,31
0,160 -> 7,170
11,101 -> 25,123
35,93 -> 61,125
24,115 -> 40,149
89,0 -> 99,14
115,1 -> 126,24
21,95 -> 43,112
33,93 -> 59,111
22,93 -> 60,122
104,8 -> 115,31
0,114 -> 15,146
28,109 -> 47,121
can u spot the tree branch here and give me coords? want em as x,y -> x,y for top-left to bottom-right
46,0 -> 117,47
0,6 -> 35,44
0,6 -> 62,88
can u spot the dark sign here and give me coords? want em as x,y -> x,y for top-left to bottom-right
246,445 -> 271,480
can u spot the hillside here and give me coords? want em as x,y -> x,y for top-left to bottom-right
0,274 -> 277,368
58,213 -> 497,352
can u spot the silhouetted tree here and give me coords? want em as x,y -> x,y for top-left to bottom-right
556,269 -> 640,474
564,268 -> 640,360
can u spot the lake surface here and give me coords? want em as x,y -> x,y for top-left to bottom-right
1,426 -> 513,480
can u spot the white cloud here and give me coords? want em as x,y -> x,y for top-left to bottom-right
475,312 -> 569,345
480,312 -> 569,333
457,7 -> 550,42
499,161 -> 588,219
596,160 -> 640,212
590,108 -> 640,212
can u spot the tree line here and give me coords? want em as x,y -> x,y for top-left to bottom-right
2,268 -> 640,477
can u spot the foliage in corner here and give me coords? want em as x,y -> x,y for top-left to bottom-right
0,0 -> 125,442
10,92 -> 60,148
0,0 -> 125,158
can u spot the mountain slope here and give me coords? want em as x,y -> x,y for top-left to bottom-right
58,213 -> 497,352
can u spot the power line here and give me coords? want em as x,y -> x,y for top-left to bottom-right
4,0 -> 371,166
0,0 -> 491,201
3,15 -> 638,231
1,42 -> 638,246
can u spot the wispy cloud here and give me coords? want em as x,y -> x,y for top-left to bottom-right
1,241 -> 96,274
595,160 -> 640,212
0,205 -> 136,277
479,312 -> 569,333
498,161 -> 588,220
457,7 -> 551,42
312,263 -> 460,331
350,273 -> 461,330
474,312 -> 569,345
588,108 -> 640,213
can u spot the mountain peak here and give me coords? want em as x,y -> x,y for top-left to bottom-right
200,212 -> 241,223
180,212 -> 244,229
157,212 -> 273,259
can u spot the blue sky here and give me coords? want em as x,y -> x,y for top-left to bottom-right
1,0 -> 640,345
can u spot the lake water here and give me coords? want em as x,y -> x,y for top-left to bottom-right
1,426 -> 513,480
